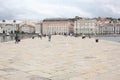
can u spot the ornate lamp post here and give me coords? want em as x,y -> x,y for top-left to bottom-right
76,28 -> 78,36
2,20 -> 5,34
13,20 -> 16,34
13,20 -> 16,23
75,19 -> 78,36
113,20 -> 116,34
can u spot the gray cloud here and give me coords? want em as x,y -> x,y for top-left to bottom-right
0,0 -> 119,20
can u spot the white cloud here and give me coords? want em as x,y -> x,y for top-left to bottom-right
104,5 -> 120,14
0,0 -> 119,20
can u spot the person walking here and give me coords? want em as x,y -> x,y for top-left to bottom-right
39,33 -> 42,39
15,34 -> 19,44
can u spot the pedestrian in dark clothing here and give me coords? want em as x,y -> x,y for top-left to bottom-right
32,36 -> 34,39
15,34 -> 19,44
40,35 -> 42,39
95,39 -> 99,43
38,34 -> 42,39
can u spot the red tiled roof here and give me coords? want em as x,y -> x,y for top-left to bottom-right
103,23 -> 113,26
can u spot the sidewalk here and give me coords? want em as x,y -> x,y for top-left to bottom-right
0,35 -> 120,80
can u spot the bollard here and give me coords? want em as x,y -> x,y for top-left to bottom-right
96,39 -> 99,43
32,36 -> 34,39
82,36 -> 84,39
82,36 -> 85,39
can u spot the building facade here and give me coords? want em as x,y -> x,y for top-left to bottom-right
0,20 -> 42,34
34,22 -> 42,34
42,18 -> 74,35
115,24 -> 120,34
74,18 -> 97,35
0,20 -> 19,34
0,17 -> 119,35
99,23 -> 120,34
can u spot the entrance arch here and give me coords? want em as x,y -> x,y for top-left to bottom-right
19,22 -> 35,33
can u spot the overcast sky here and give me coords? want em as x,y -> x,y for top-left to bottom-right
0,0 -> 120,20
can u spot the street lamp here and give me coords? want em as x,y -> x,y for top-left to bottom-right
2,20 -> 5,34
76,28 -> 78,36
75,19 -> 78,36
13,20 -> 16,34
113,20 -> 116,34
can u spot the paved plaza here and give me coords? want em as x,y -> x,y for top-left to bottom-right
0,36 -> 120,80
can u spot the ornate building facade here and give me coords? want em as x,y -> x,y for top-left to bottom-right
0,17 -> 120,35
74,17 -> 97,35
42,18 -> 74,35
0,20 -> 19,34
0,20 -> 42,34
99,23 -> 120,34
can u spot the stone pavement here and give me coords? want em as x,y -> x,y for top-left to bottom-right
0,35 -> 120,80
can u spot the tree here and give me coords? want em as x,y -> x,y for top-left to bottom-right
15,30 -> 19,34
3,30 -> 5,34
11,31 -> 13,34
106,17 -> 113,21
13,20 -> 16,23
2,20 -> 5,22
118,18 -> 120,21
21,31 -> 25,34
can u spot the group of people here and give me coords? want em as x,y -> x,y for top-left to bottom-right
32,34 -> 51,41
14,33 -> 99,44
37,33 -> 52,42
15,33 -> 52,44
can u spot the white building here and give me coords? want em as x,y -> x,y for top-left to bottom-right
102,24 -> 114,34
34,22 -> 42,34
115,24 -> 120,34
74,18 -> 97,35
100,23 -> 120,34
0,20 -> 19,34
